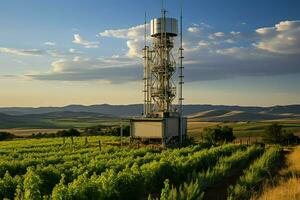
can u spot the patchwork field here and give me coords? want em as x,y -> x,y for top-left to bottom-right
188,120 -> 300,141
1,118 -> 300,141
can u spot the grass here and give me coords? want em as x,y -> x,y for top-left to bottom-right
0,129 -> 65,137
227,146 -> 283,200
286,146 -> 300,172
0,114 -> 121,129
0,118 -> 123,136
254,177 -> 300,200
43,118 -> 121,128
252,145 -> 300,200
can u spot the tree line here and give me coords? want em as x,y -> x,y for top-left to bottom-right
201,123 -> 299,146
30,125 -> 130,139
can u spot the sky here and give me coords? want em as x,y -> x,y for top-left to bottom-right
0,0 -> 300,107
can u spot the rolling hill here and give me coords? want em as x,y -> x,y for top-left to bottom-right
0,111 -> 115,129
188,110 -> 289,122
0,104 -> 299,128
1,104 -> 300,116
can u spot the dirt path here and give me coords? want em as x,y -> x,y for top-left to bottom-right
203,168 -> 245,200
203,151 -> 266,200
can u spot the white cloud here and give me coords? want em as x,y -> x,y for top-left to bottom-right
24,20 -> 300,83
198,41 -> 209,47
214,32 -> 225,37
275,20 -> 299,31
99,24 -> 149,58
225,39 -> 235,44
216,47 -> 239,55
230,31 -> 241,36
0,47 -> 44,56
46,50 -> 74,57
256,27 -> 274,35
27,56 -> 140,83
0,46 -> 81,58
99,24 -> 147,39
254,20 -> 300,54
72,34 -> 100,48
208,32 -> 225,40
126,39 -> 143,57
187,26 -> 200,33
43,42 -> 56,46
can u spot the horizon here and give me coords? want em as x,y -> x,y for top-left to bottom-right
1,0 -> 300,107
1,103 -> 300,109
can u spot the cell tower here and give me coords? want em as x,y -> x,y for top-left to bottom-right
130,2 -> 187,145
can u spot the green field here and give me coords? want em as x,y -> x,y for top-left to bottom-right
0,117 -> 122,129
43,118 -> 122,128
0,136 -> 285,199
188,120 -> 300,140
2,118 -> 300,140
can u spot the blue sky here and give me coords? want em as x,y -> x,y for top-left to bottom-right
0,0 -> 300,107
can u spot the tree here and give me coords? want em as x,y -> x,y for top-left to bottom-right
263,123 -> 299,145
282,130 -> 299,145
202,126 -> 235,144
83,125 -> 131,137
0,132 -> 15,141
263,123 -> 283,144
56,128 -> 80,137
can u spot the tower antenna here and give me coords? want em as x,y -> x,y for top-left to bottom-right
179,0 -> 184,145
143,12 -> 148,116
130,1 -> 187,146
144,12 -> 147,47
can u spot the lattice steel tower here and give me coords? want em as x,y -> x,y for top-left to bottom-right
130,3 -> 186,146
143,10 -> 180,117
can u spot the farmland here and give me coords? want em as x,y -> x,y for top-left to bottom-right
0,112 -> 299,199
188,120 -> 300,140
2,118 -> 300,139
0,135 -> 287,200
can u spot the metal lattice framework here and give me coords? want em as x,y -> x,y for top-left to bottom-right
143,11 -> 178,116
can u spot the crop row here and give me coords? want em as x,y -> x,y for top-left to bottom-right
155,145 -> 264,200
0,142 -> 212,179
0,143 -> 211,199
0,144 -> 241,199
227,146 -> 283,200
49,144 -> 241,200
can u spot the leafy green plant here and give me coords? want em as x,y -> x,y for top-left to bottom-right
155,145 -> 263,200
227,146 -> 282,200
23,168 -> 42,200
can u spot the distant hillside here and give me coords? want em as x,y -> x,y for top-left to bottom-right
189,110 -> 231,119
1,104 -> 300,116
0,104 -> 299,128
0,111 -> 114,129
0,104 -> 142,117
188,110 -> 289,122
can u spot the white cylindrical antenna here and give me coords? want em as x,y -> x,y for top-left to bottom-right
144,12 -> 147,47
